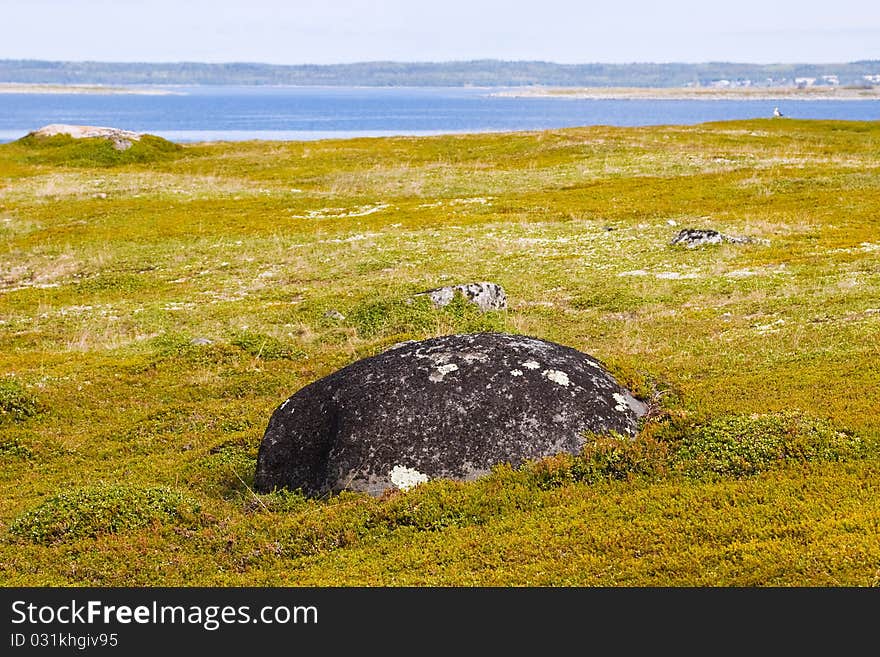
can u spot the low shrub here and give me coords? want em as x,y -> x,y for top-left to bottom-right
349,291 -> 510,339
525,434 -> 670,489
75,271 -> 146,294
525,411 -> 865,488
230,330 -> 305,361
0,380 -> 39,423
148,333 -> 241,367
669,411 -> 866,479
0,436 -> 33,459
8,484 -> 202,545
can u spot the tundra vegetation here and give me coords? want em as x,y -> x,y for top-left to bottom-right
0,119 -> 878,585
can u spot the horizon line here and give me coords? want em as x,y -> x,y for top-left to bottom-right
3,57 -> 880,67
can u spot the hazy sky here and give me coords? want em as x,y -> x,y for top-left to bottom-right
1,0 -> 879,64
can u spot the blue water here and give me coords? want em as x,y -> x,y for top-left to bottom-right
0,85 -> 877,143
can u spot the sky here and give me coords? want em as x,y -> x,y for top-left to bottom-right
1,0 -> 878,64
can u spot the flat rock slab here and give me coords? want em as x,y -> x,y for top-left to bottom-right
255,332 -> 647,497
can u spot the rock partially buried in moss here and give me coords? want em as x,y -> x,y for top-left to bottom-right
28,123 -> 145,150
670,228 -> 758,248
415,282 -> 507,311
255,332 -> 647,497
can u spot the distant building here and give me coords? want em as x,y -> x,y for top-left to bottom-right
795,77 -> 816,88
707,78 -> 753,88
863,74 -> 880,84
821,75 -> 839,85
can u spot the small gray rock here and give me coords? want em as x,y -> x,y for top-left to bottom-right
189,337 -> 213,346
415,282 -> 507,312
671,228 -> 756,248
254,332 -> 647,497
323,309 -> 346,321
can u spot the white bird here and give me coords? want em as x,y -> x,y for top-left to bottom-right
773,107 -> 783,118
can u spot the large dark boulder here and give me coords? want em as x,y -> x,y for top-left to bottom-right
254,333 -> 647,497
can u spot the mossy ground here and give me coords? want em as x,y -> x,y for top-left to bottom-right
1,120 -> 879,585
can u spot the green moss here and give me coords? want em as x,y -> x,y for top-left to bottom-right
349,291 -> 511,339
76,271 -> 146,294
148,333 -> 242,367
190,438 -> 260,499
0,380 -> 39,423
13,133 -> 182,167
670,412 -> 866,479
230,330 -> 305,361
0,436 -> 33,459
526,412 -> 865,488
8,485 -> 202,545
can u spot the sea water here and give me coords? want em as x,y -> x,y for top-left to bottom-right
0,85 -> 877,143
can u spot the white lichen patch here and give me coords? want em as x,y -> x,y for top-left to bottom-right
319,232 -> 380,244
618,269 -> 649,277
389,465 -> 429,491
161,302 -> 197,312
724,264 -> 788,279
725,268 -> 759,278
291,203 -> 390,219
200,289 -> 250,304
521,360 -> 540,370
655,271 -> 700,280
543,369 -> 570,387
612,392 -> 629,412
429,363 -> 459,382
451,197 -> 493,205
753,318 -> 786,334
510,369 -> 523,377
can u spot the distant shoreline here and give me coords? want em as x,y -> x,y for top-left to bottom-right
1,83 -> 878,100
0,83 -> 181,95
491,86 -> 880,101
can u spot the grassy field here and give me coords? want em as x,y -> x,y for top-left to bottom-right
1,120 -> 878,586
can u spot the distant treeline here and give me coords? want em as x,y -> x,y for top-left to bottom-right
2,59 -> 880,87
